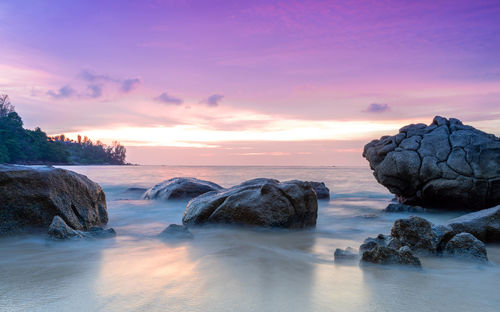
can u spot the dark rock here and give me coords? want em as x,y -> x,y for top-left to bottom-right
143,177 -> 223,201
87,226 -> 116,239
48,216 -> 116,240
159,224 -> 194,240
363,116 -> 500,210
384,203 -> 426,213
444,232 -> 488,262
359,234 -> 389,252
48,216 -> 84,239
182,178 -> 318,228
334,247 -> 358,261
391,216 -> 436,253
308,181 -> 330,200
0,165 -> 108,235
445,206 -> 500,243
361,245 -> 421,266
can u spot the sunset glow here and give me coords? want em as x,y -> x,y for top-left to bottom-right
1,0 -> 499,165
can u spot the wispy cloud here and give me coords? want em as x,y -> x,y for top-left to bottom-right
78,70 -> 115,82
47,85 -> 76,99
121,78 -> 142,93
155,92 -> 183,105
365,103 -> 390,113
78,69 -> 141,93
87,84 -> 103,98
202,94 -> 224,107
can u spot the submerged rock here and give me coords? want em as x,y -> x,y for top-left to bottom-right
334,247 -> 358,261
48,216 -> 116,240
446,206 -> 500,243
308,181 -> 330,200
143,177 -> 223,201
361,245 -> 421,266
182,178 -> 318,228
48,216 -> 84,239
0,165 -> 108,235
384,203 -> 426,213
159,224 -> 194,240
363,116 -> 500,210
444,232 -> 488,262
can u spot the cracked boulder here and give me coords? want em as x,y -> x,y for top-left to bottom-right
0,165 -> 108,235
182,178 -> 318,228
363,116 -> 500,210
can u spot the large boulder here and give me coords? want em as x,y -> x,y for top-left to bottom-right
143,177 -> 223,201
182,178 -> 318,228
363,116 -> 500,210
0,165 -> 108,235
445,206 -> 500,243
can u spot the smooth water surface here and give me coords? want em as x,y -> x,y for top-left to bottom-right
1,166 -> 499,312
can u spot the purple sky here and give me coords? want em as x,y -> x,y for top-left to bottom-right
1,0 -> 499,165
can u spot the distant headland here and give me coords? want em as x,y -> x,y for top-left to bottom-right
0,94 -> 127,165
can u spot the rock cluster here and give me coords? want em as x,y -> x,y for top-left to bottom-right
359,213 -> 493,266
143,177 -> 223,201
183,178 -> 318,228
363,116 -> 500,210
0,165 -> 108,235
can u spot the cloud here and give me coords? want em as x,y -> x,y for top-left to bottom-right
121,78 -> 142,93
79,69 -> 141,93
155,92 -> 183,105
78,70 -> 115,82
365,103 -> 390,113
47,85 -> 76,99
87,84 -> 103,98
202,94 -> 224,107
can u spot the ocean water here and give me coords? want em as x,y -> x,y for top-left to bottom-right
0,165 -> 499,312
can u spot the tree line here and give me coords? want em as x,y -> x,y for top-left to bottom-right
0,94 -> 127,165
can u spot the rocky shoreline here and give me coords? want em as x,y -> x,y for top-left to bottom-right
1,116 -> 498,269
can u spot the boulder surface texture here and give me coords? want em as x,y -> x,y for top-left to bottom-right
363,116 -> 500,210
0,165 -> 108,235
182,178 -> 318,228
143,177 -> 223,201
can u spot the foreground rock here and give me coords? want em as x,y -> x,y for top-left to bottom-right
183,178 -> 318,228
446,206 -> 500,243
159,224 -> 193,240
363,116 -> 500,210
391,216 -> 436,253
361,245 -> 421,266
48,216 -> 116,240
359,214 -> 494,266
0,165 -> 108,235
444,232 -> 488,262
308,181 -> 330,200
143,177 -> 223,201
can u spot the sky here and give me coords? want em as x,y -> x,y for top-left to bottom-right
0,0 -> 499,165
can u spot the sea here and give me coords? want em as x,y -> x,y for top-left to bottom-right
1,165 -> 499,312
